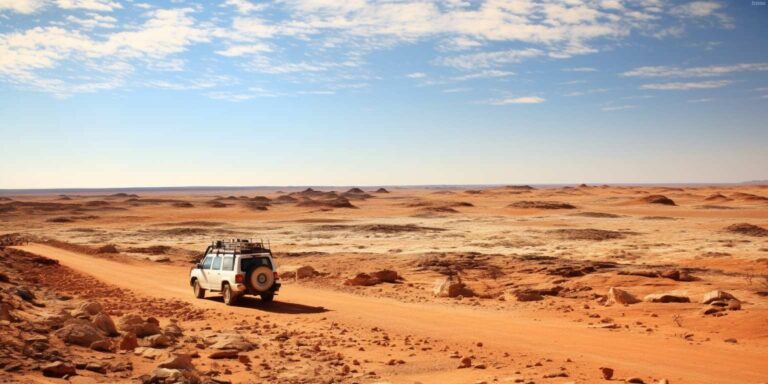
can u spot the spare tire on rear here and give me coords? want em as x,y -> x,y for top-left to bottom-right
247,266 -> 274,292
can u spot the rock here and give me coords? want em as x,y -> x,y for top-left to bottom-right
512,291 -> 544,302
607,287 -> 639,305
118,334 -> 139,351
433,275 -> 466,298
703,307 -> 724,315
90,339 -> 113,352
78,301 -> 103,316
135,347 -> 170,361
657,380 -> 669,384
626,378 -> 645,383
701,290 -> 736,304
144,334 -> 172,348
43,311 -> 72,328
147,255 -> 171,263
371,270 -> 399,283
600,367 -> 614,380
295,266 -> 318,279
0,303 -> 15,322
92,312 -> 118,336
117,314 -> 161,337
643,293 -> 690,303
659,270 -> 695,281
85,361 -> 107,374
208,333 -> 255,351
209,349 -> 239,359
54,322 -> 107,347
42,361 -> 76,378
344,273 -> 380,286
163,322 -> 184,338
458,356 -> 472,369
727,299 -> 741,310
15,287 -> 35,302
158,354 -> 194,371
149,367 -> 182,382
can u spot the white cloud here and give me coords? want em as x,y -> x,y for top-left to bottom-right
563,67 -> 597,72
640,80 -> 732,90
65,13 -> 117,29
672,1 -> 722,18
406,72 -> 426,79
225,0 -> 266,15
56,0 -> 122,12
215,43 -> 271,57
488,96 -> 545,105
623,63 -> 768,78
0,0 -> 46,13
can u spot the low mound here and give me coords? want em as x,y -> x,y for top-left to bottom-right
126,245 -> 172,255
504,185 -> 534,190
316,224 -> 444,233
346,187 -> 365,194
205,200 -> 229,208
704,193 -> 732,202
244,201 -> 269,211
637,195 -> 676,206
549,228 -> 629,241
730,192 -> 768,202
418,206 -> 459,214
273,195 -> 298,204
296,197 -> 357,209
569,212 -> 621,218
250,196 -> 271,203
724,223 -> 768,237
373,188 -> 389,193
172,201 -> 194,208
47,217 -> 75,223
508,201 -> 576,209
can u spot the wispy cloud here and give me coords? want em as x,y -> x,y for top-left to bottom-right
640,80 -> 732,90
406,72 -> 427,79
487,96 -> 546,105
623,63 -> 768,78
601,105 -> 636,111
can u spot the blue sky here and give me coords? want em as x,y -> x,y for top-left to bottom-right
1,0 -> 767,188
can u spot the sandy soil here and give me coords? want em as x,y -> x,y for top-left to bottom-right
0,184 -> 767,384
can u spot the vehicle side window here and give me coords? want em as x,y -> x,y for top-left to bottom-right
211,256 -> 222,270
222,256 -> 234,271
202,256 -> 213,269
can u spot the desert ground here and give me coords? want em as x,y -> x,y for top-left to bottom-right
0,184 -> 767,384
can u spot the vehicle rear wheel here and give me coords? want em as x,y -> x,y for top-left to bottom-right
222,283 -> 237,306
193,280 -> 205,299
260,292 -> 274,303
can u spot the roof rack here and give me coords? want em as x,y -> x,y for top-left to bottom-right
210,238 -> 270,253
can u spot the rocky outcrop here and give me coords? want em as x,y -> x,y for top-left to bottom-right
607,287 -> 639,305
643,293 -> 690,303
118,314 -> 161,337
54,321 -> 107,347
433,275 -> 471,298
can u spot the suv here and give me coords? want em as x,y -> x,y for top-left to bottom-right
189,239 -> 281,305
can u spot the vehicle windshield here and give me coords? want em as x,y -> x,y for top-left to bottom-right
240,256 -> 272,272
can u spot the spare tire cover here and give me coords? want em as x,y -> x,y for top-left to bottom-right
248,266 -> 274,292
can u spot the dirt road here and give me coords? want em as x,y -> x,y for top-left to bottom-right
17,244 -> 768,383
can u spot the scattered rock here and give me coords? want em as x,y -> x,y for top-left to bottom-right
458,356 -> 472,369
90,339 -> 114,352
371,269 -> 399,283
158,354 -> 194,371
433,275 -> 470,298
118,334 -> 139,351
345,273 -> 379,287
208,333 -> 255,351
144,334 -> 172,348
118,314 -> 161,337
626,378 -> 645,384
148,367 -> 182,382
512,291 -> 544,302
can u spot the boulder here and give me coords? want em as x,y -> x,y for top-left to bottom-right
90,339 -> 114,352
433,275 -> 466,298
85,361 -> 107,374
371,270 -> 399,283
344,273 -> 380,287
512,291 -> 544,302
135,347 -> 170,361
78,301 -> 103,316
600,367 -> 614,380
149,367 -> 182,382
92,312 -> 118,336
701,290 -> 736,304
118,334 -> 139,351
209,349 -> 239,359
163,322 -> 184,338
143,334 -> 172,348
607,287 -> 639,305
158,354 -> 194,371
118,314 -> 161,337
643,293 -> 690,303
208,333 -> 255,351
42,361 -> 76,378
54,322 -> 107,347
295,266 -> 318,279
727,299 -> 741,310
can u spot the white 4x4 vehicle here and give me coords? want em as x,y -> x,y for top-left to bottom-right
189,239 -> 281,305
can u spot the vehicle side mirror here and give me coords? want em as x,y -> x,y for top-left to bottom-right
197,263 -> 203,269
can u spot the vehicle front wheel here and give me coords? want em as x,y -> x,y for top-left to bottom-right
222,283 -> 237,306
260,292 -> 274,303
193,280 -> 205,299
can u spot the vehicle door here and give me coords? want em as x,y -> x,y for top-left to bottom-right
207,254 -> 223,290
199,254 -> 214,289
221,255 -> 236,283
